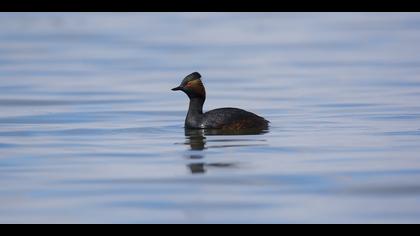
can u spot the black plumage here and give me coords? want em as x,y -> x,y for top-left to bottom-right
172,72 -> 269,130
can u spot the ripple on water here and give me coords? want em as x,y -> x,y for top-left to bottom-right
1,13 -> 420,223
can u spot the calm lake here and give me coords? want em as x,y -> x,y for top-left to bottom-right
1,13 -> 420,223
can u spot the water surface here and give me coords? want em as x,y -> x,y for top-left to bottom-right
1,13 -> 420,223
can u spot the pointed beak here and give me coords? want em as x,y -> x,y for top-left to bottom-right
171,86 -> 183,91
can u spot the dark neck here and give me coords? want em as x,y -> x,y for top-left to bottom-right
188,97 -> 205,115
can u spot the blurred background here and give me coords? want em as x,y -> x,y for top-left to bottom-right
1,13 -> 420,223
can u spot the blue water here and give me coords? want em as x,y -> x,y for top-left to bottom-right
1,13 -> 420,223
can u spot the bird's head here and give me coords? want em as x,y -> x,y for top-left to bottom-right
172,72 -> 206,99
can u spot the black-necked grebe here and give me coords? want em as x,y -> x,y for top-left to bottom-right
172,72 -> 269,130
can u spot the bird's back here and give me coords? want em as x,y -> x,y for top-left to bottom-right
202,108 -> 269,130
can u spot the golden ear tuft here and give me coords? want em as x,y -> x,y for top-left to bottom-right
189,79 -> 206,97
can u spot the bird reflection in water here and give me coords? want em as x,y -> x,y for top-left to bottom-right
183,128 -> 269,174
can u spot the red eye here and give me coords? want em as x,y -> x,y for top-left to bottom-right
185,82 -> 192,87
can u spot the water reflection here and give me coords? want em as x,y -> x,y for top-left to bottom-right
185,129 -> 207,151
3,13 -> 420,223
184,128 -> 269,174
